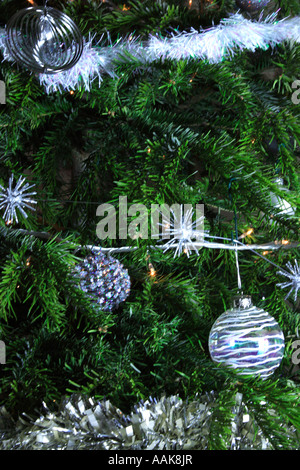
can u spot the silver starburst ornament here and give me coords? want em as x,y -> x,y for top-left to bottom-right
277,260 -> 300,301
158,205 -> 204,258
0,175 -> 37,223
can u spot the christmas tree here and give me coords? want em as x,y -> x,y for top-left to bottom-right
0,0 -> 300,450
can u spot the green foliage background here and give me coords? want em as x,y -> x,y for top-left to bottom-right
0,0 -> 300,449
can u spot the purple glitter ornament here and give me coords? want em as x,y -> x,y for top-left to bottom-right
74,249 -> 131,311
236,0 -> 271,13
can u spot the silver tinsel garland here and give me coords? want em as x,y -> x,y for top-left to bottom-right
0,393 -> 290,450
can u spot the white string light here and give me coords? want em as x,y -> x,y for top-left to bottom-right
9,226 -> 300,299
1,173 -> 298,299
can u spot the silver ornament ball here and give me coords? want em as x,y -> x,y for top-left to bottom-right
5,6 -> 83,74
209,295 -> 285,378
236,0 -> 271,13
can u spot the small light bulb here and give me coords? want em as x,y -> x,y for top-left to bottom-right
239,228 -> 254,239
148,263 -> 156,277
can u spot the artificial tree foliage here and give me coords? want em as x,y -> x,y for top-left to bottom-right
0,0 -> 300,449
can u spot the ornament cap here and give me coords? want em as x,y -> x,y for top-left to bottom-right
232,294 -> 252,309
273,176 -> 284,186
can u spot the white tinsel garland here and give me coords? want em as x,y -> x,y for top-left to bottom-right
39,35 -> 106,94
0,13 -> 299,93
147,12 -> 300,63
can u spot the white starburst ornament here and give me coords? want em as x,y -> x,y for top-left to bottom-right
0,175 -> 37,223
159,205 -> 204,258
277,260 -> 300,301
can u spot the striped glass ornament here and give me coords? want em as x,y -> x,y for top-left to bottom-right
209,295 -> 285,378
